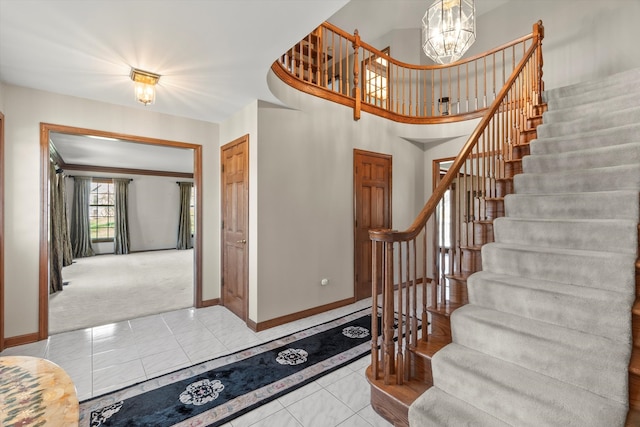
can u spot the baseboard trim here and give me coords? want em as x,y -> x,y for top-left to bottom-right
4,332 -> 40,349
201,298 -> 220,308
248,298 -> 356,332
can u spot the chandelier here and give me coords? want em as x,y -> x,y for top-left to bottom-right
422,0 -> 476,64
130,67 -> 161,106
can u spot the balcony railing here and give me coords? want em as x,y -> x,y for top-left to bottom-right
273,21 -> 543,123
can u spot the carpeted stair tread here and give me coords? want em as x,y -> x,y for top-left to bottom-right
410,71 -> 640,426
451,305 -> 630,403
543,67 -> 640,101
503,190 -> 640,220
536,105 -> 640,139
530,123 -> 640,155
467,271 -> 633,340
546,82 -> 640,110
481,242 -> 637,293
492,217 -> 638,253
543,92 -> 640,124
523,142 -> 640,173
513,163 -> 640,194
429,343 -> 628,427
408,387 -> 510,427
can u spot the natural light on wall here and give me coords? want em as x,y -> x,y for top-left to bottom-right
422,0 -> 476,64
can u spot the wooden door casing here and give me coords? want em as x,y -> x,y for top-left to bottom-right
221,135 -> 249,321
354,149 -> 392,301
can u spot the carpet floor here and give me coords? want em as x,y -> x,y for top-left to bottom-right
79,308 -> 379,427
49,249 -> 194,334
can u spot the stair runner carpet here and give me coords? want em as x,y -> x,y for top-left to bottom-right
409,68 -> 640,426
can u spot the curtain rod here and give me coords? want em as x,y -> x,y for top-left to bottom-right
176,182 -> 194,185
68,176 -> 133,182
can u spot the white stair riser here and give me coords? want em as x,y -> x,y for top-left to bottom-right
481,244 -> 636,293
432,345 -> 627,427
514,164 -> 640,194
493,217 -> 638,254
524,142 -> 640,173
451,305 -> 630,403
504,191 -> 640,220
467,272 -> 633,340
537,107 -> 640,138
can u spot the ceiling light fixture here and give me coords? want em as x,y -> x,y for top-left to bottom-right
422,0 -> 476,64
130,67 -> 160,106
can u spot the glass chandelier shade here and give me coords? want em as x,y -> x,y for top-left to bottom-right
130,68 -> 160,106
422,0 -> 476,64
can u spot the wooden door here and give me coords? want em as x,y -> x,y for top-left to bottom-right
221,135 -> 249,321
354,149 -> 392,301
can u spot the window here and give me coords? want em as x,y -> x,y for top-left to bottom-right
190,186 -> 196,235
90,179 -> 114,241
363,47 -> 390,108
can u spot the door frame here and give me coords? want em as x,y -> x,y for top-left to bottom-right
353,148 -> 392,301
220,134 -> 249,322
39,123 -> 203,340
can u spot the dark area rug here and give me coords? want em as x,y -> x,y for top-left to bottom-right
79,308 -> 385,427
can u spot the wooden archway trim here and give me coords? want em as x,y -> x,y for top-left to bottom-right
38,123 -> 204,339
0,112 -> 4,351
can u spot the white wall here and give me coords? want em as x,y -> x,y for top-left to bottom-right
259,70 -> 478,323
372,28 -> 422,65
467,0 -> 640,90
3,84 -> 218,338
64,172 -> 192,254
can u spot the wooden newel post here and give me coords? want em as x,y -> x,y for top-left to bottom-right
352,29 -> 361,121
534,20 -> 544,105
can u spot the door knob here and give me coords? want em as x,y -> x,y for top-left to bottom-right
236,239 -> 247,244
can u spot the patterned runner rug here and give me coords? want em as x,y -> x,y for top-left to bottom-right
79,308 -> 382,426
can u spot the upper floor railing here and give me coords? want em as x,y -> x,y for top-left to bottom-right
272,21 -> 544,123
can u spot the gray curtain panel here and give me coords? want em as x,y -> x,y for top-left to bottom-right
49,162 -> 64,294
114,178 -> 131,255
177,182 -> 193,250
70,176 -> 95,258
58,173 -> 73,266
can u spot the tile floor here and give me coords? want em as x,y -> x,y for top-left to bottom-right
0,298 -> 392,427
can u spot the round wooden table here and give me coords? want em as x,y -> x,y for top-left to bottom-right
0,355 -> 79,426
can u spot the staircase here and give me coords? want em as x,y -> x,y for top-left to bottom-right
407,69 -> 640,425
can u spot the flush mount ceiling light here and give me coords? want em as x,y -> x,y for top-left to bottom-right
130,67 -> 160,106
422,0 -> 476,64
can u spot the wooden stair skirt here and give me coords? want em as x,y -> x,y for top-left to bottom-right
629,255 -> 640,425
366,111 -> 544,427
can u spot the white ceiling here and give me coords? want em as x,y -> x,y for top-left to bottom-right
50,132 -> 195,174
1,0 -> 510,173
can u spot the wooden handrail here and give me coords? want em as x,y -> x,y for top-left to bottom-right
370,26 -> 542,244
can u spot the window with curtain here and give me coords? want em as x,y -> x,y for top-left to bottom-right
70,176 -> 95,258
113,178 -> 131,255
89,179 -> 115,242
